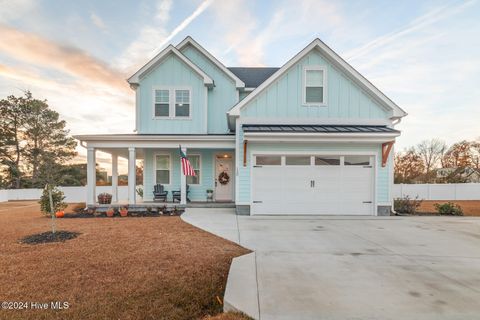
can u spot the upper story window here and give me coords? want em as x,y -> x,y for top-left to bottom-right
304,66 -> 327,105
175,90 -> 190,117
153,88 -> 191,119
154,90 -> 170,117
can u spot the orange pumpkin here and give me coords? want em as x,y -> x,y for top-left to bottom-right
55,211 -> 64,218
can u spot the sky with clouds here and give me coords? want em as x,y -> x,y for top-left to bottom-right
0,0 -> 479,173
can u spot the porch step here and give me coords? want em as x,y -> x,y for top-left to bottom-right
187,202 -> 235,208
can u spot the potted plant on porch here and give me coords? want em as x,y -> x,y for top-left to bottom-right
106,207 -> 115,217
119,207 -> 128,217
206,189 -> 214,202
98,192 -> 112,204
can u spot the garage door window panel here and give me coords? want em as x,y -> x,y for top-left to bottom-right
345,155 -> 370,166
285,156 -> 311,166
256,156 -> 281,166
315,156 -> 340,166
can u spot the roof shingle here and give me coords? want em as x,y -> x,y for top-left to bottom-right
228,67 -> 279,88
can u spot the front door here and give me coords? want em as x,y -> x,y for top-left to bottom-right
215,154 -> 233,201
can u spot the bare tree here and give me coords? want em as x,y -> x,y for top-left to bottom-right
416,139 -> 447,181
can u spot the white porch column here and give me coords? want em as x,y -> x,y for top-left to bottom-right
128,147 -> 136,205
86,147 -> 96,206
180,146 -> 187,205
111,153 -> 118,203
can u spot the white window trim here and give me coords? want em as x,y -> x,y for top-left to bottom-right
186,153 -> 201,185
152,86 -> 192,120
302,66 -> 327,106
154,152 -> 172,186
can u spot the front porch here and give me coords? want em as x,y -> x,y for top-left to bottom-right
74,134 -> 236,207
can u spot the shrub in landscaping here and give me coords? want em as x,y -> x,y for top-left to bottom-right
39,186 -> 67,215
434,202 -> 463,216
394,196 -> 422,214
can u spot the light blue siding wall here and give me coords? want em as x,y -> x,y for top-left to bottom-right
137,53 -> 207,134
143,148 -> 233,202
180,45 -> 238,133
240,50 -> 390,119
236,127 -> 392,206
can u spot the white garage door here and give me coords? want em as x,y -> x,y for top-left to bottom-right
251,154 -> 374,215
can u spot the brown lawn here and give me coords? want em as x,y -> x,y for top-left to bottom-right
417,200 -> 480,216
0,201 -> 250,320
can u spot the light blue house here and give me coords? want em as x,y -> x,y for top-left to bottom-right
76,37 -> 407,215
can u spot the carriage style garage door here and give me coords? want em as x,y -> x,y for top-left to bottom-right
251,154 -> 375,215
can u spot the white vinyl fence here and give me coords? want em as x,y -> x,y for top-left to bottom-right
0,186 -> 134,203
0,190 -> 8,202
393,183 -> 480,200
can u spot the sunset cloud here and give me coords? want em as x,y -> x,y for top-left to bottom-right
0,0 -> 479,171
0,24 -> 129,93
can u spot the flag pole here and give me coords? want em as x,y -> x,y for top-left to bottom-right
179,145 -> 186,205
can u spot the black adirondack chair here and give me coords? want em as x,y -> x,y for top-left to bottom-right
153,184 -> 168,202
172,185 -> 190,203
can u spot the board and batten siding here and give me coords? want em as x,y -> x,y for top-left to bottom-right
180,45 -> 238,134
137,53 -> 207,134
236,127 -> 392,206
240,49 -> 389,119
143,148 -> 233,202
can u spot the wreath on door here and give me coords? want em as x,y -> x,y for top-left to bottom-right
218,171 -> 230,185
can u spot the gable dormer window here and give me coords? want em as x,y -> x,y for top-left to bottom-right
303,66 -> 327,105
153,87 -> 191,119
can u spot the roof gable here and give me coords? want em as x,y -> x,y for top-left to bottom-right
176,36 -> 245,88
127,44 -> 213,86
228,38 -> 407,119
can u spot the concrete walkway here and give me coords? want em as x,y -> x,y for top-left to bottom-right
182,209 -> 480,320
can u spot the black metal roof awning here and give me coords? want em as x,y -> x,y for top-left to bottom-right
242,124 -> 399,134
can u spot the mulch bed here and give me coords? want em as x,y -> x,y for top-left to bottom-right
63,209 -> 183,218
19,230 -> 81,245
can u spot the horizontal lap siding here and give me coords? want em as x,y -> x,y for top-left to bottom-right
143,148 -> 234,202
237,127 -> 250,203
143,149 -> 181,201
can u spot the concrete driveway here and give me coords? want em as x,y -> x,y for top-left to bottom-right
182,209 -> 480,320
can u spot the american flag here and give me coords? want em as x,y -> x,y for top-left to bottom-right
179,146 -> 196,176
